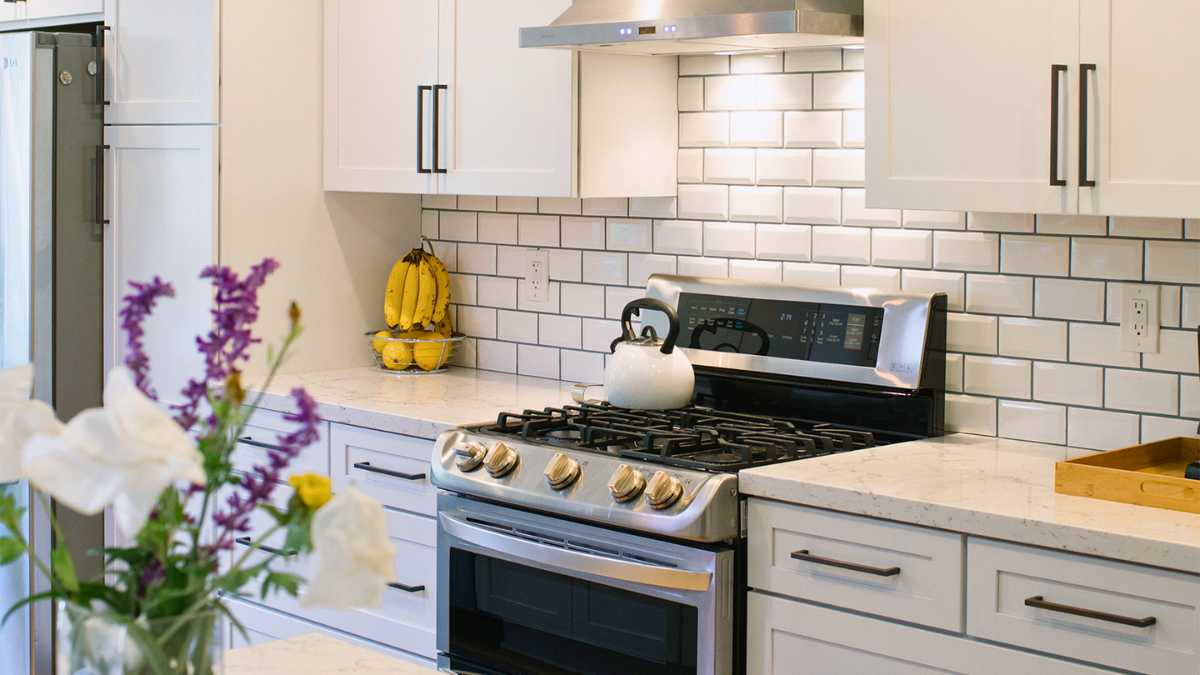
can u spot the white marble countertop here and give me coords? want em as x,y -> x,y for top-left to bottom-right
250,366 -> 577,438
225,633 -> 439,674
740,433 -> 1200,574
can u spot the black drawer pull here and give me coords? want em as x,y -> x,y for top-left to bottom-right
388,582 -> 426,593
790,549 -> 900,577
1024,596 -> 1156,628
1049,64 -> 1068,187
234,537 -> 297,558
353,461 -> 426,481
238,436 -> 284,452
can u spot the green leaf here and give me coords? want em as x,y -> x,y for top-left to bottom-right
113,614 -> 173,675
282,514 -> 313,556
213,561 -> 269,595
0,537 -> 25,565
1,590 -> 61,627
51,547 -> 79,592
260,571 -> 303,600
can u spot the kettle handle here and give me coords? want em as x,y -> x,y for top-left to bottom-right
614,298 -> 681,355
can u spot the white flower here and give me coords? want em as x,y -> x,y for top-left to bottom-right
302,488 -> 396,609
0,364 -> 63,483
22,367 -> 204,535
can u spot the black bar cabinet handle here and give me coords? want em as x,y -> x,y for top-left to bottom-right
353,461 -> 426,481
1025,595 -> 1156,628
237,436 -> 284,452
1049,64 -> 1068,187
1079,63 -> 1096,187
417,85 -> 432,174
790,550 -> 901,577
388,582 -> 426,593
234,537 -> 297,558
95,145 -> 110,230
432,84 -> 448,174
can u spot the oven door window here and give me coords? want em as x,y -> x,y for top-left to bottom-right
448,548 -> 698,675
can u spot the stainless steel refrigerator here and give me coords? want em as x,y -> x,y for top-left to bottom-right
0,31 -> 103,675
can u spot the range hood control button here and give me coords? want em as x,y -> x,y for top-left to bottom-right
608,464 -> 646,503
645,470 -> 683,510
544,452 -> 581,490
453,442 -> 488,472
483,442 -> 519,478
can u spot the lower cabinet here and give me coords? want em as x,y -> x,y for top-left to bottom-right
748,592 -> 1114,674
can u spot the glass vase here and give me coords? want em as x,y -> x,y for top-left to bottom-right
57,601 -> 225,675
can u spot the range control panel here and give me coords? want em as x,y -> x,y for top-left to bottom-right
677,292 -> 884,367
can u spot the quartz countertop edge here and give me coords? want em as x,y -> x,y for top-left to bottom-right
250,365 -> 578,438
225,632 -> 438,674
740,433 -> 1200,574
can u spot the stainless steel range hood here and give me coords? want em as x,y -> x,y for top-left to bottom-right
520,0 -> 863,55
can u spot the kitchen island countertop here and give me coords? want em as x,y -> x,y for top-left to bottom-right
740,433 -> 1200,574
226,633 -> 439,674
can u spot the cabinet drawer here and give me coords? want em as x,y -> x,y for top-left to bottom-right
748,591 -> 1113,674
331,424 -> 435,516
966,538 -> 1200,674
234,409 -> 330,481
747,500 -> 964,631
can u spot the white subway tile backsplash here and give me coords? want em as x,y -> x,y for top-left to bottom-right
654,220 -> 704,256
518,344 -> 560,379
755,149 -> 813,186
729,186 -> 784,223
560,283 -> 605,318
964,355 -> 1031,398
813,71 -> 863,109
968,213 -> 1035,233
478,213 -> 518,244
704,148 -> 757,185
678,149 -> 704,184
1183,377 -> 1200,418
1189,220 -> 1200,240
783,187 -> 841,225
872,229 -> 932,268
439,211 -> 478,241
497,196 -> 538,213
1142,329 -> 1200,374
947,313 -> 998,354
422,195 -> 456,210
678,77 -> 703,112
628,253 -> 678,286
945,394 -> 997,435
477,276 -> 517,309
1068,407 -> 1140,451
842,47 -> 864,70
605,286 -> 643,319
459,306 -> 497,339
548,249 -> 581,282
1145,240 -> 1200,283
1036,214 -> 1107,235
677,256 -> 729,278
1034,278 -> 1105,321
998,318 -> 1067,361
582,198 -> 627,218
784,111 -> 842,148
1000,235 -> 1069,277
1069,322 -> 1140,368
730,112 -> 783,147
784,48 -> 841,72
629,197 -> 678,220
732,52 -> 783,74
561,350 -> 605,384
497,310 -> 539,344
704,221 -> 756,258
813,149 -> 865,187
998,400 -> 1066,445
518,215 -> 559,247
756,224 -> 812,261
1109,217 -> 1182,239
457,196 -> 495,212
1033,362 -> 1103,406
678,184 -> 729,220
840,266 -> 900,290
607,219 -> 653,252
1184,287 -> 1200,329
902,270 -> 965,311
843,189 -> 900,228
946,353 -> 964,392
1105,369 -> 1179,416
933,232 -> 999,272
783,262 -> 839,287
966,274 -> 1033,316
729,259 -> 783,282
539,314 -> 582,349
842,110 -> 864,148
561,217 -> 606,250
812,226 -> 870,264
421,210 -> 439,240
1142,416 -> 1200,443
904,210 -> 966,231
581,318 -> 620,353
1071,237 -> 1143,280
457,243 -> 496,275
582,251 -> 627,285
538,198 -> 581,215
432,241 -> 458,271
679,55 -> 728,76
450,274 -> 477,305
679,112 -> 730,147
476,339 -> 516,373
706,74 -> 812,111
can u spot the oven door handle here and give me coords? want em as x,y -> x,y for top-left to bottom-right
440,513 -> 712,592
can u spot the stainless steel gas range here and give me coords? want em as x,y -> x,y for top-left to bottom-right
431,276 -> 948,675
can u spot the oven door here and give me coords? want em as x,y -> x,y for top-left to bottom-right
437,493 -> 733,675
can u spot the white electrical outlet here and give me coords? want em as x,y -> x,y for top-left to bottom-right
1120,284 -> 1160,353
524,250 -> 550,303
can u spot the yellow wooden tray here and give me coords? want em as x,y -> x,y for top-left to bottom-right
1055,437 -> 1200,513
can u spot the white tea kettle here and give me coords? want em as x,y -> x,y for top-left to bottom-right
605,298 -> 695,410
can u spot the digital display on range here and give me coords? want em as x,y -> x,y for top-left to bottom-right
677,293 -> 884,367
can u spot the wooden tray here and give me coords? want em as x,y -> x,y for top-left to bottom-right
1055,437 -> 1200,513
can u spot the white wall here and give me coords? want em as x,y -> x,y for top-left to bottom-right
220,0 -> 421,376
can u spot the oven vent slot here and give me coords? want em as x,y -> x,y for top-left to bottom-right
465,516 -> 681,570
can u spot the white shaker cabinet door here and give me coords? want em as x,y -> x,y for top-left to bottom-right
104,0 -> 218,124
1079,0 -> 1200,217
24,0 -> 101,22
865,0 -> 1080,214
324,0 -> 440,194
436,0 -> 575,197
0,4 -> 22,23
103,125 -> 216,406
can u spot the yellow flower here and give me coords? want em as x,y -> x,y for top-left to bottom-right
288,473 -> 332,510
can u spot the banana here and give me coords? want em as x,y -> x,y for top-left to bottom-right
434,314 -> 454,337
398,259 -> 421,330
383,254 -> 413,330
413,255 -> 438,327
427,254 -> 452,323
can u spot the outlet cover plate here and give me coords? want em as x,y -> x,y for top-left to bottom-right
524,250 -> 550,303
1120,284 -> 1160,353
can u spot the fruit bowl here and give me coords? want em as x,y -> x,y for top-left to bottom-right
368,330 -> 463,375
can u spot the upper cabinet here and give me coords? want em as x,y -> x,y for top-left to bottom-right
24,0 -> 101,22
105,0 -> 220,125
324,0 -> 677,198
866,0 -> 1200,218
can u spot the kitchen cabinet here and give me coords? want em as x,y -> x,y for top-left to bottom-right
104,0 -> 219,124
866,0 -> 1200,218
24,0 -> 102,22
324,0 -> 676,198
103,125 -> 217,404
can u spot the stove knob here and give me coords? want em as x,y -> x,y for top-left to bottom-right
608,464 -> 645,503
544,452 -> 581,490
453,442 -> 488,472
644,471 -> 683,510
483,442 -> 519,478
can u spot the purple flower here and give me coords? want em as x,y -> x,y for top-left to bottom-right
212,387 -> 321,551
173,258 -> 280,430
119,277 -> 176,399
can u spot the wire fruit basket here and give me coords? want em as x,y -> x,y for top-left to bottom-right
367,330 -> 463,375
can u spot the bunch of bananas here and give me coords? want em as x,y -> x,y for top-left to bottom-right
373,245 -> 455,372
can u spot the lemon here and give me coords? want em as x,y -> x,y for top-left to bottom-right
381,341 -> 414,370
413,340 -> 450,371
371,330 -> 392,355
